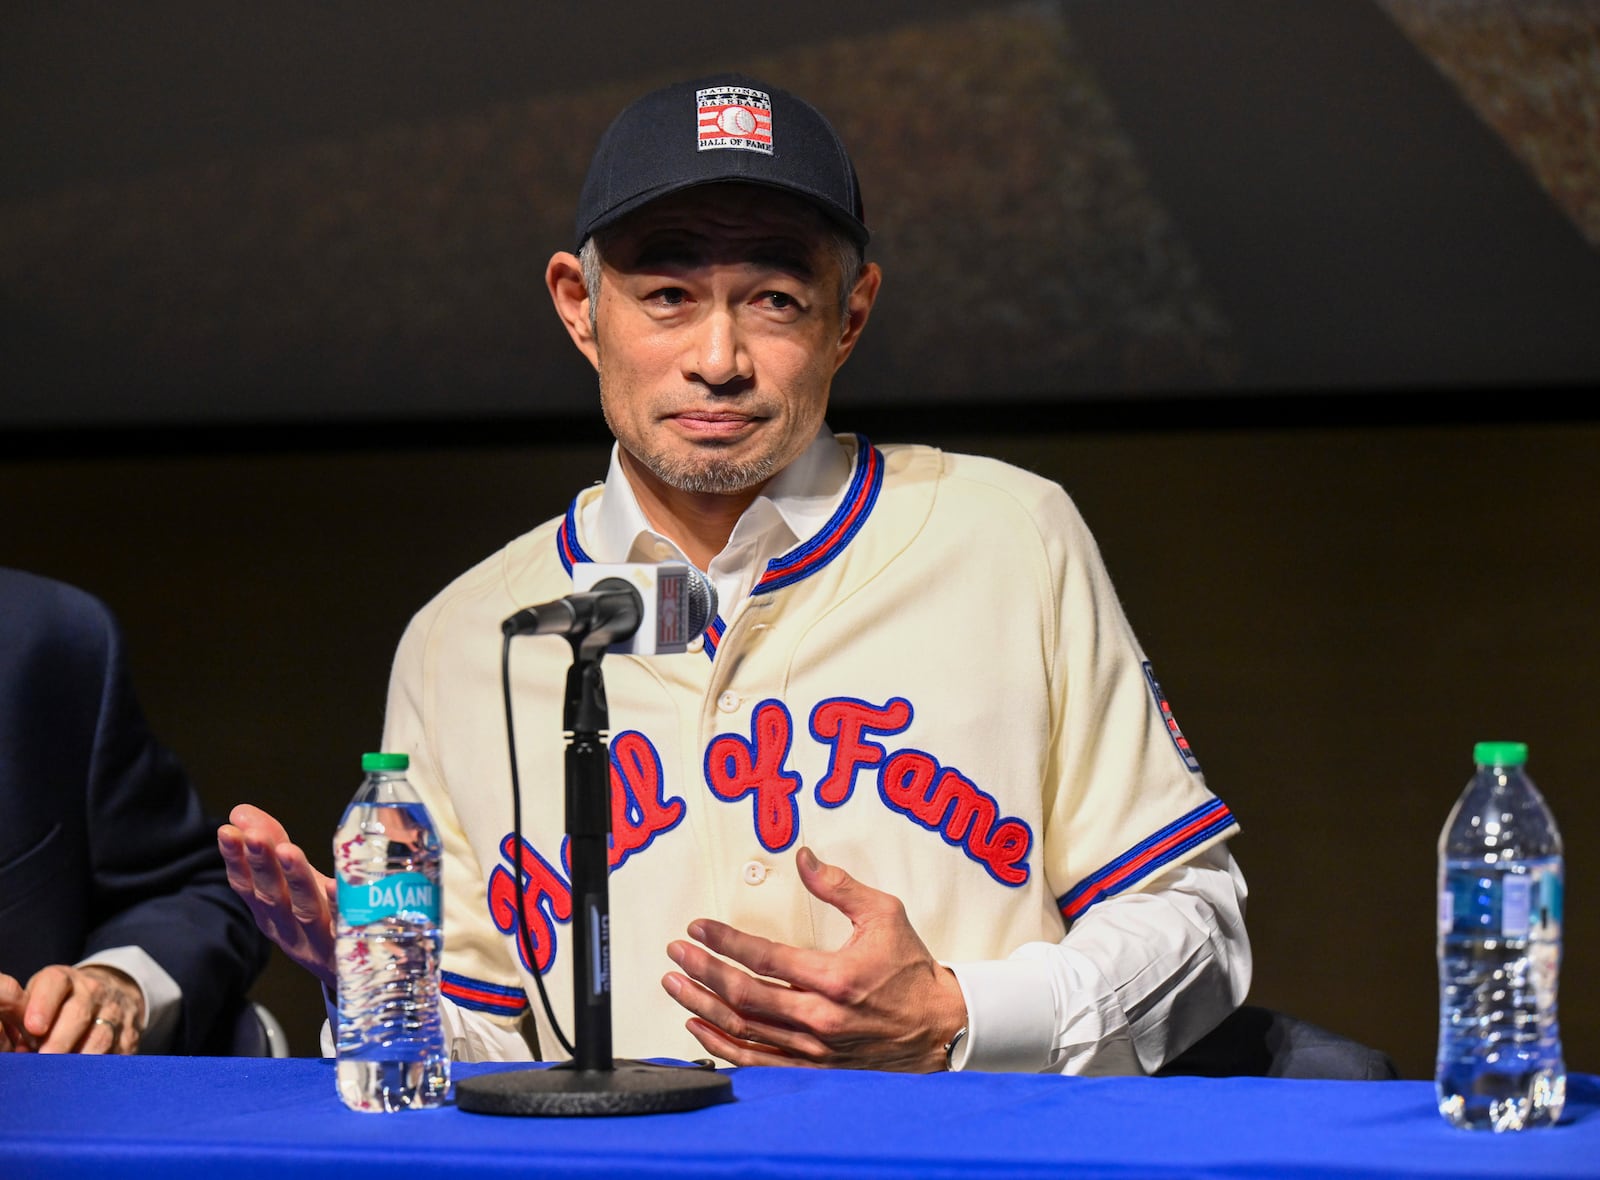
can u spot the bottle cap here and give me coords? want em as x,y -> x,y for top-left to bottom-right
1473,741 -> 1528,767
361,752 -> 410,772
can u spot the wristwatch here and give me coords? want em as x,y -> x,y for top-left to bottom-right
943,1025 -> 969,1072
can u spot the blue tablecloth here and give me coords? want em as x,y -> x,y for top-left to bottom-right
1,1055 -> 1595,1179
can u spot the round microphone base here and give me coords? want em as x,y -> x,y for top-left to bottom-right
455,1059 -> 734,1117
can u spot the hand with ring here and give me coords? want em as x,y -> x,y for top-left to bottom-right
0,964 -> 145,1054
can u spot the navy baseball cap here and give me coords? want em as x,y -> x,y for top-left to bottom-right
573,74 -> 869,252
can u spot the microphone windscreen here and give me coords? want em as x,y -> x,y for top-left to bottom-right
684,566 -> 717,636
570,561 -> 716,656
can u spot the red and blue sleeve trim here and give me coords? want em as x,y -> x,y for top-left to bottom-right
441,971 -> 530,1016
1058,797 -> 1237,921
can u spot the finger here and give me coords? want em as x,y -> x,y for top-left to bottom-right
36,964 -> 147,1055
224,806 -> 305,890
0,973 -> 25,1020
22,966 -> 73,1040
228,803 -> 294,846
661,968 -> 828,1060
223,821 -> 327,969
276,844 -> 335,925
3,1017 -> 41,1052
240,830 -> 295,901
217,823 -> 260,895
36,965 -> 129,1054
795,846 -> 898,926
36,993 -> 96,1054
112,1017 -> 140,1055
81,1015 -> 122,1055
76,967 -> 146,1051
669,934 -> 817,1024
220,818 -> 284,907
279,848 -> 339,961
254,844 -> 339,985
682,1016 -> 819,1068
683,919 -> 833,995
0,977 -> 38,1053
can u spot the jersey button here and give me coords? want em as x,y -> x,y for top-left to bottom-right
741,860 -> 768,886
717,690 -> 741,713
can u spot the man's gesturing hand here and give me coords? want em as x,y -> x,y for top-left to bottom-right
661,846 -> 967,1070
217,804 -> 338,988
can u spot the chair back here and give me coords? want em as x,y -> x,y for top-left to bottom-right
1158,1005 -> 1400,1080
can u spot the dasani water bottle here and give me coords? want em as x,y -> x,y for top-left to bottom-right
334,752 -> 449,1111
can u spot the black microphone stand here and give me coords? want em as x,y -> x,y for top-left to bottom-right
455,623 -> 733,1116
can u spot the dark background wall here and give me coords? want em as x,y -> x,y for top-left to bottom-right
6,1 -> 1599,424
3,1 -> 1598,1079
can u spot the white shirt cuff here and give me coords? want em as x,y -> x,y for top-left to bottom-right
944,958 -> 1058,1073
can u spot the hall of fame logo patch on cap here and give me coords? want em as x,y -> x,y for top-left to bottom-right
696,85 -> 774,154
1143,662 -> 1202,773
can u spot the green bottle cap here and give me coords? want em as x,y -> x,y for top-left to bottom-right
1473,741 -> 1528,767
361,752 -> 410,772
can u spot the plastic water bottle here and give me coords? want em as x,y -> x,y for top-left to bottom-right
1435,740 -> 1565,1130
334,752 -> 449,1111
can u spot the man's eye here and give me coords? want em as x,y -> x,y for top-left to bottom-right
762,292 -> 797,310
649,288 -> 687,305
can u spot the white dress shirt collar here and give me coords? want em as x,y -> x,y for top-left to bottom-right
580,425 -> 852,615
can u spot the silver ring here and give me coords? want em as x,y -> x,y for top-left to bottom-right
93,1017 -> 119,1031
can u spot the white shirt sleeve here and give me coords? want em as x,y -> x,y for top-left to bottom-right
76,946 -> 181,1054
946,844 -> 1251,1074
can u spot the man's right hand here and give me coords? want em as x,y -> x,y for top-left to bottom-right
217,804 -> 338,988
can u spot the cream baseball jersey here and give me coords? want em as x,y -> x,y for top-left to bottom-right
378,436 -> 1238,1065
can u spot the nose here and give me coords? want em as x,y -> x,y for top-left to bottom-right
684,306 -> 753,390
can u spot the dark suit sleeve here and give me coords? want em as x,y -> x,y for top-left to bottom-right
0,570 -> 270,1053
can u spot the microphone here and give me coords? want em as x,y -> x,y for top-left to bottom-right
502,562 -> 717,655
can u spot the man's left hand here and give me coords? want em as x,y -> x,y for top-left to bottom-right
7,964 -> 145,1054
661,846 -> 966,1070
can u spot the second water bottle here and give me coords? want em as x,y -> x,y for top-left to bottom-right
1435,740 -> 1564,1131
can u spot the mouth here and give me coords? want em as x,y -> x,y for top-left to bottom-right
666,410 -> 766,441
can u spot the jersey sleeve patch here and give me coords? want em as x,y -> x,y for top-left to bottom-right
1144,661 -> 1201,773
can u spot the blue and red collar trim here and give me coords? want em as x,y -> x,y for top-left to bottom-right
556,437 -> 885,660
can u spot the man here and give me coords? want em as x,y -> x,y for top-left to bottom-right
220,73 -> 1249,1074
1,567 -> 270,1054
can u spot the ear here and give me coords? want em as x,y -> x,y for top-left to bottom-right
546,251 -> 600,370
833,261 -> 882,373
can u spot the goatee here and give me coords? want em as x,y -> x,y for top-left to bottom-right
639,450 -> 778,495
